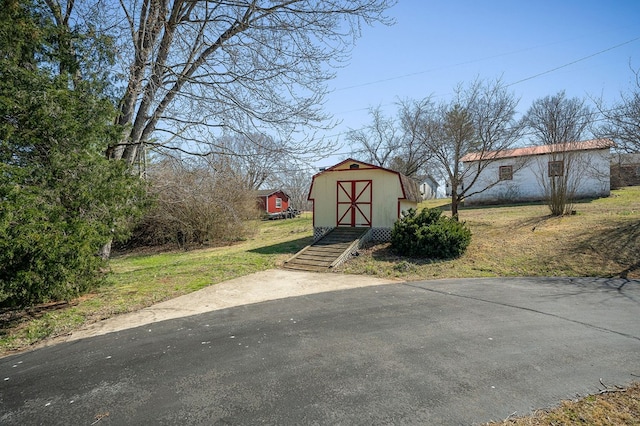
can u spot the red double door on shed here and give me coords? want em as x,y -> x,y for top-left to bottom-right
336,180 -> 372,227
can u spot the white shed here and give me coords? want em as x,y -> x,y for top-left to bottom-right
308,159 -> 421,241
461,139 -> 614,205
419,175 -> 439,200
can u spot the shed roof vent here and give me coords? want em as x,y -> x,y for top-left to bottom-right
349,163 -> 359,169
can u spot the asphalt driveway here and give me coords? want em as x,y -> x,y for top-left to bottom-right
1,275 -> 639,425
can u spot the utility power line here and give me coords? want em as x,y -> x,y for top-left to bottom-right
506,36 -> 640,87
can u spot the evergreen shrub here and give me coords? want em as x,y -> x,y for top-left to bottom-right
391,208 -> 472,259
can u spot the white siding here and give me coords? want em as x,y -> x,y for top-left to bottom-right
463,149 -> 611,205
419,180 -> 438,199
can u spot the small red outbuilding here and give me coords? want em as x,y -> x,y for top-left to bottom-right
257,189 -> 290,214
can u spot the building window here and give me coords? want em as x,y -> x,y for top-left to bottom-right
275,197 -> 282,209
499,165 -> 513,180
548,160 -> 564,177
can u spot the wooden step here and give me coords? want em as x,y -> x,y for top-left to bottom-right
282,263 -> 329,273
295,254 -> 338,262
282,227 -> 369,272
285,258 -> 333,267
302,249 -> 345,255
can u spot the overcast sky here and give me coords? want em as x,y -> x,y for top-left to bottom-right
315,0 -> 640,167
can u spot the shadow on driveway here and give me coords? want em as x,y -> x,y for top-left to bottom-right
1,276 -> 639,425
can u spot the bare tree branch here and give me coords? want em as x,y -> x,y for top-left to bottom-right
96,0 -> 396,164
422,79 -> 523,218
595,66 -> 640,153
524,91 -> 596,215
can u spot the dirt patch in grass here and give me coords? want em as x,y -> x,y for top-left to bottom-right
486,382 -> 640,425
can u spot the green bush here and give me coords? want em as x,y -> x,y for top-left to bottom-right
0,155 -> 145,308
391,208 -> 472,259
0,183 -> 104,306
0,35 -> 147,307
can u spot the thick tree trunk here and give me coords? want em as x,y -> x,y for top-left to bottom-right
451,191 -> 459,220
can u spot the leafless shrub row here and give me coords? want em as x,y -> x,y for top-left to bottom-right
127,158 -> 259,249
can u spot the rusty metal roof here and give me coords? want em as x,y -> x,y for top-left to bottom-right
460,139 -> 615,162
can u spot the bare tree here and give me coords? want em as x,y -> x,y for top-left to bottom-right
525,91 -> 593,145
42,0 -> 395,161
523,91 -> 595,215
596,66 -> 640,153
266,161 -> 314,211
346,99 -> 434,177
346,106 -> 402,168
102,0 -> 396,164
395,98 -> 435,177
209,132 -> 283,190
41,0 -> 396,257
133,155 -> 259,248
421,79 -> 523,219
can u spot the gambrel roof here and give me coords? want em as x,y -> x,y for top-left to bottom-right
311,158 -> 422,203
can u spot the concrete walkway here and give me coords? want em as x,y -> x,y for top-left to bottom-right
57,269 -> 399,344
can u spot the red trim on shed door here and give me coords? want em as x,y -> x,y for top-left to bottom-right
336,180 -> 372,227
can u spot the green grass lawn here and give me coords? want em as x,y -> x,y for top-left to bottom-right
0,213 -> 315,354
338,186 -> 640,280
1,189 -> 639,356
1,194 -> 639,424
